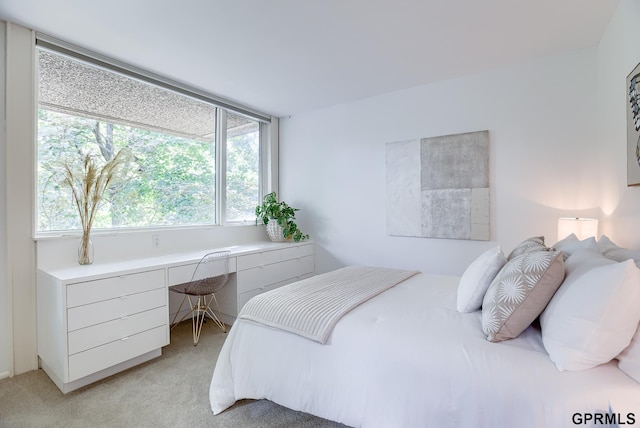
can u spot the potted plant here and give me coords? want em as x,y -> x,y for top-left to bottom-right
255,192 -> 309,242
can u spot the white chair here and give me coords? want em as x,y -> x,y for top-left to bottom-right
169,251 -> 230,345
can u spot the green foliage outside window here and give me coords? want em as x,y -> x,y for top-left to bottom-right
38,109 -> 218,231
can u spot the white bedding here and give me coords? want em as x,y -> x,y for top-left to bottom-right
210,273 -> 640,428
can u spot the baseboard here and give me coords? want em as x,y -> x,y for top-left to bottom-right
0,370 -> 11,380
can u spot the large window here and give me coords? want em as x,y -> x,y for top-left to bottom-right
36,43 -> 268,232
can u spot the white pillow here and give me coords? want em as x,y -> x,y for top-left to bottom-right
552,233 -> 598,261
457,246 -> 507,313
598,235 -> 640,268
562,247 -> 615,278
618,326 -> 640,383
541,259 -> 640,371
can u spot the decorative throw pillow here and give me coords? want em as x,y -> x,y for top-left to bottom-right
507,236 -> 546,260
598,235 -> 640,268
552,234 -> 598,261
457,246 -> 507,313
540,259 -> 640,371
618,326 -> 640,383
482,250 -> 564,342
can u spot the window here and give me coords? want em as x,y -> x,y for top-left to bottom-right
36,42 -> 269,233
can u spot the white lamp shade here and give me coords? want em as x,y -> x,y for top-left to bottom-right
557,217 -> 599,242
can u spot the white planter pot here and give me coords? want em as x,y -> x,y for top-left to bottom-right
266,218 -> 287,242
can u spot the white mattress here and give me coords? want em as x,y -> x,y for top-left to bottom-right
210,273 -> 640,428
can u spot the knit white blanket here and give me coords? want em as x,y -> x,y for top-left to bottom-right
238,266 -> 419,344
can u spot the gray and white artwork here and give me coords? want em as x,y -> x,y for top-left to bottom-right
386,130 -> 490,240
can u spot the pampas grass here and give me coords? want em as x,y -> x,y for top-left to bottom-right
62,148 -> 130,264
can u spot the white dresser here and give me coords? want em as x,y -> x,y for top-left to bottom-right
36,241 -> 314,393
37,267 -> 170,393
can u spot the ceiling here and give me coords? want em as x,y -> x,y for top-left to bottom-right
0,0 -> 619,117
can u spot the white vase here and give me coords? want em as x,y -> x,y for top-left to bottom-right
266,219 -> 287,242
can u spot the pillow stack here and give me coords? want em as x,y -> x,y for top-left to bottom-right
456,234 -> 640,382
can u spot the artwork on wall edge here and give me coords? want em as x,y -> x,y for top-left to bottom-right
626,61 -> 640,186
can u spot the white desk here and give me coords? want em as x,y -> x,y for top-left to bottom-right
36,241 -> 314,393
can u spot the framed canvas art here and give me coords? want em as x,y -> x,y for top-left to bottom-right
627,62 -> 640,186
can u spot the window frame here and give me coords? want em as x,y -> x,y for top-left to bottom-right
34,33 -> 277,237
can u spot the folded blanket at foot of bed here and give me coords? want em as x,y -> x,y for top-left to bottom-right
238,265 -> 419,344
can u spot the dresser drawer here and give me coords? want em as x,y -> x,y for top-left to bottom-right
237,250 -> 281,270
68,306 -> 167,355
67,269 -> 165,308
167,258 -> 236,286
68,325 -> 167,381
281,243 -> 314,261
238,281 -> 286,312
236,263 -> 281,294
67,288 -> 166,332
281,255 -> 314,281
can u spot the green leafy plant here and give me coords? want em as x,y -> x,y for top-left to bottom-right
255,191 -> 309,242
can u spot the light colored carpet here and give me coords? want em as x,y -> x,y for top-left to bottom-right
0,321 -> 347,428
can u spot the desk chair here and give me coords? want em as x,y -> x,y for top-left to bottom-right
169,250 -> 230,345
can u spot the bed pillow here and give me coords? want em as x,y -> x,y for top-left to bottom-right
540,259 -> 640,371
552,234 -> 598,261
598,235 -> 640,267
482,249 -> 564,342
562,247 -> 615,277
618,327 -> 640,383
507,236 -> 546,260
457,246 -> 507,313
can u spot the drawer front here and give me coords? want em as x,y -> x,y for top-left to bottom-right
68,306 -> 167,355
68,325 -> 167,381
237,250 -> 281,270
236,263 -> 281,294
238,281 -> 286,312
281,272 -> 314,287
167,257 -> 237,286
67,269 -> 165,308
67,288 -> 166,332
281,255 -> 314,281
167,263 -> 198,286
281,243 -> 314,261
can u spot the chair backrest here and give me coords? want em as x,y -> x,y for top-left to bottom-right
186,251 -> 230,295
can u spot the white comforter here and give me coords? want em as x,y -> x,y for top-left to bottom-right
210,273 -> 640,428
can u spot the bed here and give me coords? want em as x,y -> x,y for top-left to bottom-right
209,236 -> 640,428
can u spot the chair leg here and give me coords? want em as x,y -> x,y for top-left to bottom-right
191,295 -> 206,346
188,293 -> 227,346
170,294 -> 190,328
204,293 -> 227,333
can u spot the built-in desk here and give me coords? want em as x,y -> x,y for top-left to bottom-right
36,241 -> 314,393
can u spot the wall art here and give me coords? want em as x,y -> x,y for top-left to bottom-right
386,130 -> 489,240
627,62 -> 640,186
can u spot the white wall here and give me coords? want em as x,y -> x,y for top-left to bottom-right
280,48 -> 601,276
597,0 -> 640,246
4,22 -> 37,377
0,21 -> 11,379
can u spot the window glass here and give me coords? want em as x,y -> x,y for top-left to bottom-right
226,112 -> 260,223
36,48 -> 261,232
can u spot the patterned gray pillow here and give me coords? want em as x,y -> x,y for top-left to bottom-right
482,249 -> 565,342
507,236 -> 546,260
